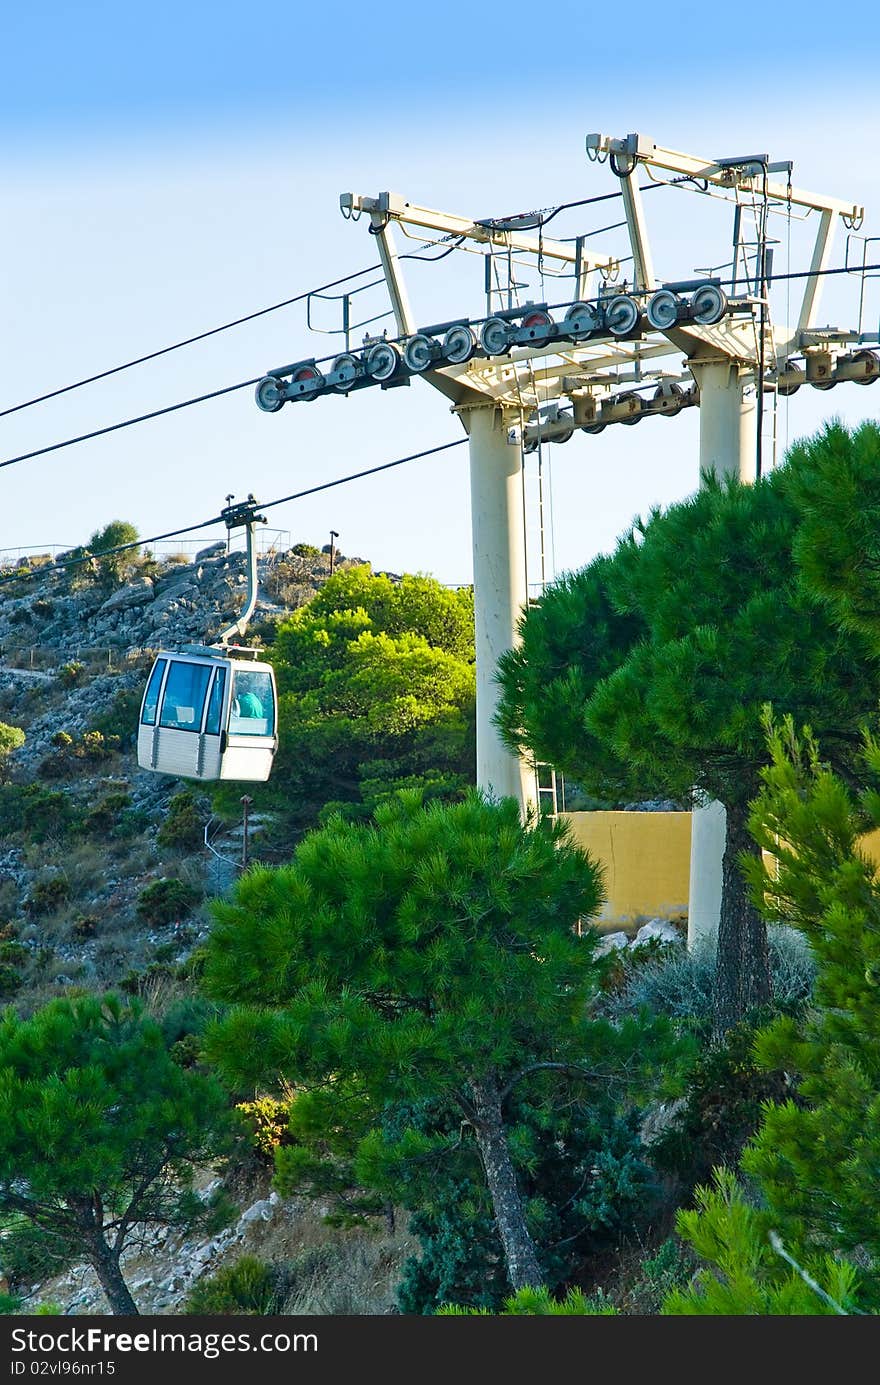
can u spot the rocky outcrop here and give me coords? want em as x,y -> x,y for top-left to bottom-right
0,545 -> 369,668
98,578 -> 156,614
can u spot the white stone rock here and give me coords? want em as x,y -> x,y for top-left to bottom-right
238,1197 -> 275,1226
632,919 -> 681,948
595,931 -> 629,956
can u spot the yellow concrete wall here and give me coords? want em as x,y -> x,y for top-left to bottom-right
560,811 -> 691,927
860,829 -> 880,867
562,813 -> 880,929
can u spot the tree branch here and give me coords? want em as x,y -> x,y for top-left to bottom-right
499,1062 -> 611,1105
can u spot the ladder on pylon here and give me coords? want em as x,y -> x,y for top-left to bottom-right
521,431 -> 566,816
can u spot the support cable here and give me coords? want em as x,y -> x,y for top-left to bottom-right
0,264 -> 387,420
0,238 -> 465,422
3,259 -> 877,477
0,439 -> 468,588
0,377 -> 262,471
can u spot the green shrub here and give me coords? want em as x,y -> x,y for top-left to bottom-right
23,878 -> 70,917
87,520 -> 141,584
39,732 -> 121,782
0,943 -> 27,967
0,1221 -> 79,1292
0,724 -> 25,768
291,543 -> 321,559
649,1022 -> 789,1191
135,879 -> 201,926
89,689 -> 143,750
71,915 -> 98,940
0,964 -> 23,998
621,1237 -> 699,1314
15,787 -> 74,841
157,791 -> 204,851
596,927 -> 815,1033
0,1292 -> 22,1314
160,995 -> 221,1048
80,731 -> 116,759
237,1096 -> 293,1159
183,1256 -> 284,1315
83,793 -> 132,835
57,662 -> 86,689
114,807 -> 151,840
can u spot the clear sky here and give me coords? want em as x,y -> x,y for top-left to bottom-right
2,1 -> 879,586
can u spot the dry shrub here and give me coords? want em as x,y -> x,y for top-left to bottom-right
277,1219 -> 416,1316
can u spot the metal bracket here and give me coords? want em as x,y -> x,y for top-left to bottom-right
217,495 -> 267,648
221,494 -> 267,532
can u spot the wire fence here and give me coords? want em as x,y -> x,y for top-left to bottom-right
0,644 -> 153,674
0,530 -> 295,572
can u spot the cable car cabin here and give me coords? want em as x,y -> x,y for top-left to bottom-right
137,647 -> 277,782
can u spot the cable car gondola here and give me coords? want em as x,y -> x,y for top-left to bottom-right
136,496 -> 278,783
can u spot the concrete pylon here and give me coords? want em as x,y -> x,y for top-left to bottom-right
692,359 -> 758,483
464,404 -> 537,818
687,359 -> 757,948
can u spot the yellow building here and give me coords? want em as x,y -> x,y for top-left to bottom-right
560,811 -> 691,930
560,811 -> 880,931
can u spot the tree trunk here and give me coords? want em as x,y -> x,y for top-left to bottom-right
84,1232 -> 139,1315
468,1073 -> 543,1292
712,798 -> 772,1041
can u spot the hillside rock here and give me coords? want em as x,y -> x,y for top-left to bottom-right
0,541 -> 370,1006
98,577 -> 156,613
0,545 -> 369,670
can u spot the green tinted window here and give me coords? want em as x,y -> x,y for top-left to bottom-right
159,662 -> 212,732
141,659 -> 167,726
230,670 -> 275,736
205,666 -> 227,736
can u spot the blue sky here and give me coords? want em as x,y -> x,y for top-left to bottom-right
2,1 -> 879,584
3,3 -> 868,143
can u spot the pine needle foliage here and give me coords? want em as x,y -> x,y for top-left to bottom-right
217,567 -> 476,835
496,448 -> 880,1035
663,1170 -> 859,1315
737,713 -> 880,1304
0,994 -> 234,1314
785,418 -> 880,644
202,791 -> 690,1292
437,1285 -> 619,1315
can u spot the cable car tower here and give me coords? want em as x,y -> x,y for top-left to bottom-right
255,130 -> 877,942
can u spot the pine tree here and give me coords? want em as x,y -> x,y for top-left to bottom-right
219,566 -> 476,835
201,791 -> 689,1293
0,994 -> 233,1314
663,1169 -> 859,1314
736,714 -> 880,1304
657,714 -> 880,1314
497,461 -> 880,1037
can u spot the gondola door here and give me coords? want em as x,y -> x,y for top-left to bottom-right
138,656 -> 224,780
